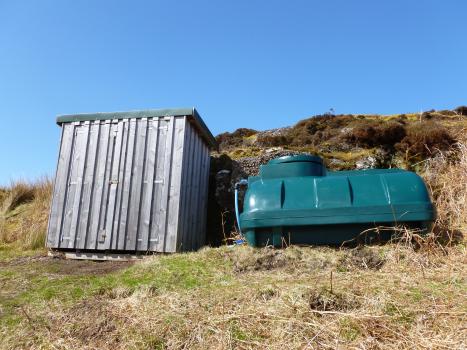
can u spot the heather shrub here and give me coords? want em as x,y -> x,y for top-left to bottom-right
288,114 -> 355,146
454,105 -> 467,116
344,122 -> 406,149
395,122 -> 456,161
256,134 -> 290,147
216,128 -> 257,149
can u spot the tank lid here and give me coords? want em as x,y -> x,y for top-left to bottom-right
268,155 -> 323,165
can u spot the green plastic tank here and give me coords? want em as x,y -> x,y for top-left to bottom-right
239,155 -> 435,247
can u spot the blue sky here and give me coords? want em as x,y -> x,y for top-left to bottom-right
0,0 -> 466,184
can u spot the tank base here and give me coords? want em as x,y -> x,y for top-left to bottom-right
244,222 -> 431,247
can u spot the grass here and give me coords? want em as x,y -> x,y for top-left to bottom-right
0,244 -> 465,349
0,178 -> 52,250
424,141 -> 467,237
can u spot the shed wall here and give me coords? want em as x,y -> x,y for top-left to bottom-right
47,115 -> 209,253
177,121 -> 211,251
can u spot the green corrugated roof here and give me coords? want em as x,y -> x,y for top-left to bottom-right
56,107 -> 217,149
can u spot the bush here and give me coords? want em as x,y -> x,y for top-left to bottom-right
256,134 -> 290,147
454,106 -> 467,116
216,128 -> 257,150
288,114 -> 355,146
395,122 -> 456,160
421,112 -> 433,120
438,110 -> 457,116
344,122 -> 406,149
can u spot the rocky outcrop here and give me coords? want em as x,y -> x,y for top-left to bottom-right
235,149 -> 303,176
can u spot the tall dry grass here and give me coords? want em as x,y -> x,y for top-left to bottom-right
423,139 -> 467,244
0,178 -> 53,249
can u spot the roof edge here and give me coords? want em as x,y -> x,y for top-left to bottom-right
56,107 -> 217,149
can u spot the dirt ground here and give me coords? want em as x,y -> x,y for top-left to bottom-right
0,253 -> 134,275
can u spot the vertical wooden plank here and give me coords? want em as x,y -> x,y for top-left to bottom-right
118,118 -> 137,250
57,123 -> 77,248
177,121 -> 193,251
104,120 -> 125,250
195,136 -> 208,250
148,118 -> 165,251
138,118 -> 158,251
184,123 -> 197,250
46,123 -> 64,247
155,117 -> 175,252
62,122 -> 90,249
198,144 -> 211,249
165,116 -> 186,252
97,121 -> 117,250
127,118 -> 148,251
47,123 -> 74,248
111,119 -> 129,250
76,121 -> 100,249
185,133 -> 199,251
87,121 -> 110,250
189,134 -> 202,250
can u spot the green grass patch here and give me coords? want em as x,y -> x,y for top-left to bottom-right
0,250 -> 234,335
339,317 -> 361,341
383,302 -> 416,324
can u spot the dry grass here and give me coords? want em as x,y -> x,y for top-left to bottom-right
1,244 -> 465,349
0,178 -> 52,249
423,139 -> 467,243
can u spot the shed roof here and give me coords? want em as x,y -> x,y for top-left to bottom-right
56,107 -> 217,149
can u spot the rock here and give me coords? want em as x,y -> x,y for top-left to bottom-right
356,156 -> 377,169
236,150 -> 304,176
265,147 -> 283,153
328,158 -> 346,167
340,127 -> 353,134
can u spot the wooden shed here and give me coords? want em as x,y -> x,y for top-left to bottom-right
46,108 -> 216,257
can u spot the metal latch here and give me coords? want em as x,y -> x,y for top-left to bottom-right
98,230 -> 107,243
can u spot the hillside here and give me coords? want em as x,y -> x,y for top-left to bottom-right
216,107 -> 466,170
206,107 -> 467,245
0,107 -> 466,349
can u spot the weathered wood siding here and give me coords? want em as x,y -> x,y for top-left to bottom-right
176,121 -> 211,251
47,115 -> 210,253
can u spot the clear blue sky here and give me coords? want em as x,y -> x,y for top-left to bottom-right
0,0 -> 466,184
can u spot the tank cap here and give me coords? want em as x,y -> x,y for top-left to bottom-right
268,154 -> 323,165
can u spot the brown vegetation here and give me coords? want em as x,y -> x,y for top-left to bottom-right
344,121 -> 406,149
423,140 -> 467,241
216,108 -> 462,172
396,122 -> 457,162
215,128 -> 257,150
0,178 -> 52,249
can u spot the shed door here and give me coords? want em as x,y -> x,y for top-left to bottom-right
97,117 -> 173,252
96,121 -> 124,250
49,117 -> 177,252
